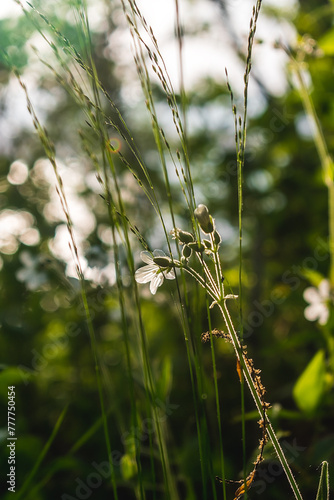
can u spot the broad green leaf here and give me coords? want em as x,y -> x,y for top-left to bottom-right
293,350 -> 326,413
315,461 -> 329,500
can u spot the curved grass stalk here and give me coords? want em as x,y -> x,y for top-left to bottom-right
122,0 -> 196,216
76,11 -> 180,496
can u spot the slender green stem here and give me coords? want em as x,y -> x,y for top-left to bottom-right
289,54 -> 334,283
290,57 -> 333,185
236,3 -> 263,487
209,235 -> 224,298
207,303 -> 227,500
183,264 -> 217,300
329,184 -> 334,284
175,0 -> 187,137
181,251 -> 303,499
217,301 -> 303,500
80,287 -> 119,499
182,259 -> 304,499
195,252 -> 221,297
16,68 -> 119,498
16,406 -> 68,500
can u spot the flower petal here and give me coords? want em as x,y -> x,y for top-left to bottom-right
153,249 -> 167,258
318,306 -> 329,325
164,268 -> 176,280
140,251 -> 154,265
303,287 -> 321,305
318,279 -> 330,300
135,264 -> 157,283
304,304 -> 321,322
150,273 -> 164,294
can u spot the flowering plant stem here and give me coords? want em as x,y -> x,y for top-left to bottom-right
217,300 -> 303,500
179,237 -> 303,500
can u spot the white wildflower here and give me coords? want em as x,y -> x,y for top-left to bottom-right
135,250 -> 175,295
303,279 -> 332,325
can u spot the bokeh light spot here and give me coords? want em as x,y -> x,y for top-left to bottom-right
7,160 -> 29,185
19,227 -> 41,246
0,209 -> 37,254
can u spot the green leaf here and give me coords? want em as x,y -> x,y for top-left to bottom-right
293,350 -> 326,413
315,461 -> 329,500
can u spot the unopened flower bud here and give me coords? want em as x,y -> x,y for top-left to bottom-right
171,228 -> 194,244
182,245 -> 192,259
188,241 -> 205,253
153,256 -> 172,267
194,204 -> 214,234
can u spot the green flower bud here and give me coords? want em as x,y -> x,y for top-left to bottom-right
194,204 -> 214,234
179,230 -> 194,244
182,245 -> 192,259
188,241 -> 205,253
171,228 -> 194,244
153,256 -> 172,267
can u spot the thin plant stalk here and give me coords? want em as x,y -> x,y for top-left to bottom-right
15,72 -> 120,499
16,405 -> 68,500
288,53 -> 334,283
218,300 -> 303,500
207,303 -> 227,500
232,2 -> 263,488
174,0 -> 187,138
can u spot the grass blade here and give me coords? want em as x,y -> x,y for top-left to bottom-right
15,405 -> 68,500
315,461 -> 329,500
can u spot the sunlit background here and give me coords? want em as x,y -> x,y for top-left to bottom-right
0,0 -> 300,280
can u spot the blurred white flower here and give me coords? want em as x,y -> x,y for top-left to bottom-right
303,279 -> 332,325
135,250 -> 175,295
16,251 -> 49,291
